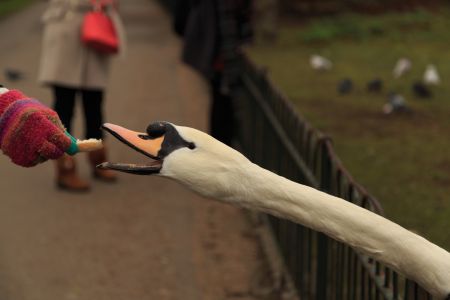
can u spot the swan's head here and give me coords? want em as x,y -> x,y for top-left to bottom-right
99,122 -> 252,200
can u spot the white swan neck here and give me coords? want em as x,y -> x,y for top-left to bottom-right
239,163 -> 450,299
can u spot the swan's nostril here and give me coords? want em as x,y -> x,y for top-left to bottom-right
146,122 -> 166,138
138,134 -> 152,140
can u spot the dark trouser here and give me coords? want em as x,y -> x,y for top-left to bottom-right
210,77 -> 234,146
52,85 -> 104,139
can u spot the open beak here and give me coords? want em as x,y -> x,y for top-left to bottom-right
97,123 -> 164,175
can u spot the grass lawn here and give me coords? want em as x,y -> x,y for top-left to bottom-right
249,8 -> 450,249
0,0 -> 36,19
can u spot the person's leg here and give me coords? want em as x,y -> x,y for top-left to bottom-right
52,85 -> 90,192
81,88 -> 104,140
210,77 -> 234,146
52,85 -> 76,133
81,89 -> 116,182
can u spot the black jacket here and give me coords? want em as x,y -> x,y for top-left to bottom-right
173,0 -> 252,80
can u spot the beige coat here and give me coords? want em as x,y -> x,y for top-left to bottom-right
38,0 -> 125,90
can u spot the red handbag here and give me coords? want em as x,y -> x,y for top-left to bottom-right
81,0 -> 118,54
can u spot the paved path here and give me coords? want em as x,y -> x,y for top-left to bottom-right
0,1 -> 269,299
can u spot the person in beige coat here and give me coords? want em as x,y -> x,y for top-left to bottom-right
39,0 -> 125,191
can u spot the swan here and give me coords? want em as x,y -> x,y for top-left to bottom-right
98,122 -> 450,299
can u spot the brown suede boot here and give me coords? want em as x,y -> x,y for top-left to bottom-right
88,148 -> 117,182
55,155 -> 91,192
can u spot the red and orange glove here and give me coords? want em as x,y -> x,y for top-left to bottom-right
0,89 -> 102,167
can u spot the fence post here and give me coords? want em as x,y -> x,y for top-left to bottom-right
316,141 -> 332,299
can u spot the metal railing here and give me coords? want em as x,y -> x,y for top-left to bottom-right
232,56 -> 434,300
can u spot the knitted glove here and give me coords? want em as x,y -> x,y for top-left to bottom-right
0,89 -> 102,167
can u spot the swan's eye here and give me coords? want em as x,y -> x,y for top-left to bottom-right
187,142 -> 196,150
146,122 -> 166,138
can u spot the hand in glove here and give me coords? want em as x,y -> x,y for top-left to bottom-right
0,88 -> 102,167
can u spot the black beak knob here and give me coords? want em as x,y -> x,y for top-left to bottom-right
146,122 -> 166,138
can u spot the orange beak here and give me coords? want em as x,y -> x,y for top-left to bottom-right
97,123 -> 164,175
101,123 -> 164,159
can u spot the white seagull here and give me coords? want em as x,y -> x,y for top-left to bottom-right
423,64 -> 441,85
310,54 -> 332,71
393,58 -> 412,78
